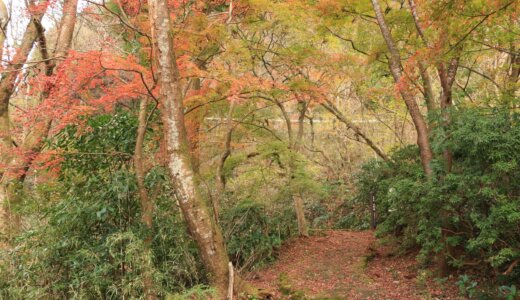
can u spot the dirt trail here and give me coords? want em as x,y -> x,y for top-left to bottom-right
248,230 -> 460,299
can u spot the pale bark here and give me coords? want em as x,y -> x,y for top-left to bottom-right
227,262 -> 234,300
0,0 -> 49,242
293,191 -> 308,237
0,0 -> 9,245
407,0 -> 427,45
134,97 -> 156,300
135,97 -> 152,231
292,99 -> 309,237
148,0 -> 234,296
371,0 -> 433,176
50,0 -> 76,68
0,0 -> 7,61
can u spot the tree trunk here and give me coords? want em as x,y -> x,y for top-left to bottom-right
215,101 -> 236,221
0,0 -> 49,243
21,0 -> 79,160
148,0 -> 234,296
0,0 -> 7,61
291,99 -> 309,237
438,58 -> 459,172
504,45 -> 519,104
274,97 -> 309,237
407,0 -> 460,275
1,0 -> 78,242
418,63 -> 437,113
371,0 -> 433,176
407,0 -> 459,172
186,77 -> 203,173
134,97 -> 156,300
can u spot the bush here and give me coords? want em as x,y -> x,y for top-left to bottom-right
0,113 -> 204,298
0,112 -> 308,297
351,108 -> 520,284
221,199 -> 294,271
218,139 -> 329,270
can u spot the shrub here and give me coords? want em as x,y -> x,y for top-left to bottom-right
221,199 -> 294,270
0,113 -> 204,298
351,108 -> 520,284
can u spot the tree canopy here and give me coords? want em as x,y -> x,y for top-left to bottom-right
0,0 -> 518,298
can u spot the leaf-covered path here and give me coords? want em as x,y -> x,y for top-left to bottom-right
248,230 -> 460,299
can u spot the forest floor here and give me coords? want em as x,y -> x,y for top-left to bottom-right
247,230 -> 462,299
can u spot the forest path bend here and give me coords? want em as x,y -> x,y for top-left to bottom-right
248,230 -> 460,300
